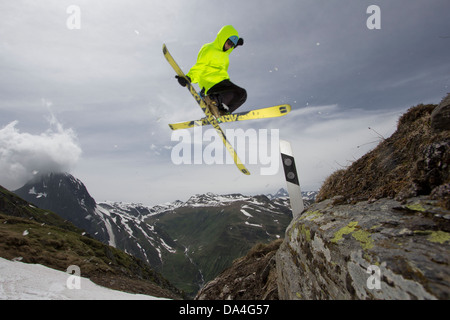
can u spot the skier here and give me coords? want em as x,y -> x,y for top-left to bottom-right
175,25 -> 246,117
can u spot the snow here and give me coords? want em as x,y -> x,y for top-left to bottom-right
0,258 -> 167,300
240,209 -> 253,218
28,187 -> 47,198
185,193 -> 252,208
159,238 -> 176,254
245,221 -> 263,228
94,207 -> 116,247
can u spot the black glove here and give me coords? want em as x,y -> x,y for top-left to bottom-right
236,38 -> 244,47
175,75 -> 191,87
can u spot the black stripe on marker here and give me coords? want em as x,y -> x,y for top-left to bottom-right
281,153 -> 299,186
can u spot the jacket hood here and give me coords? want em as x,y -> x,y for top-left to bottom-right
214,25 -> 239,52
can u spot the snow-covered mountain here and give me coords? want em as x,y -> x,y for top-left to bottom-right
267,187 -> 318,202
13,172 -> 311,297
14,173 -> 167,268
14,173 -> 108,241
97,190 -> 296,296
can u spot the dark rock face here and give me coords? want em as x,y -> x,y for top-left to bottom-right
431,93 -> 450,133
14,172 -> 109,241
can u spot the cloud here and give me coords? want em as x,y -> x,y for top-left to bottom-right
1,0 -> 448,205
0,116 -> 82,190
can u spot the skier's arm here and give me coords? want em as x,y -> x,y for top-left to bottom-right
186,46 -> 210,84
186,61 -> 206,84
186,64 -> 203,84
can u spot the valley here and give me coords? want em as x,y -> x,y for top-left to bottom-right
11,172 -> 315,296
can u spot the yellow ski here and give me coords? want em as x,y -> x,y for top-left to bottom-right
169,105 -> 291,130
163,44 -> 250,175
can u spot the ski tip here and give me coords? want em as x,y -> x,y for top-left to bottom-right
279,104 -> 291,113
280,104 -> 291,116
240,168 -> 251,175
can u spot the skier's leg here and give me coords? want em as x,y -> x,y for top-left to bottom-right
220,86 -> 247,113
208,80 -> 247,113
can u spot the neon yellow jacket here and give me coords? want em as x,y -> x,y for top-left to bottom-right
187,25 -> 239,94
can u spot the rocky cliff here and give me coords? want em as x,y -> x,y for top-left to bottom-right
276,195 -> 449,299
197,94 -> 450,300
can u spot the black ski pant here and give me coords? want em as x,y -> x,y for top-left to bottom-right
206,80 -> 247,113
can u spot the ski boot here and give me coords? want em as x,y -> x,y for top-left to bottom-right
203,94 -> 221,118
218,104 -> 231,117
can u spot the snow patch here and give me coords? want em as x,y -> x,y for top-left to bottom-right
28,187 -> 47,199
245,221 -> 263,228
240,209 -> 253,218
0,257 -> 167,300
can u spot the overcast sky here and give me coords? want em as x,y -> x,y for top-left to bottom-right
1,0 -> 449,206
